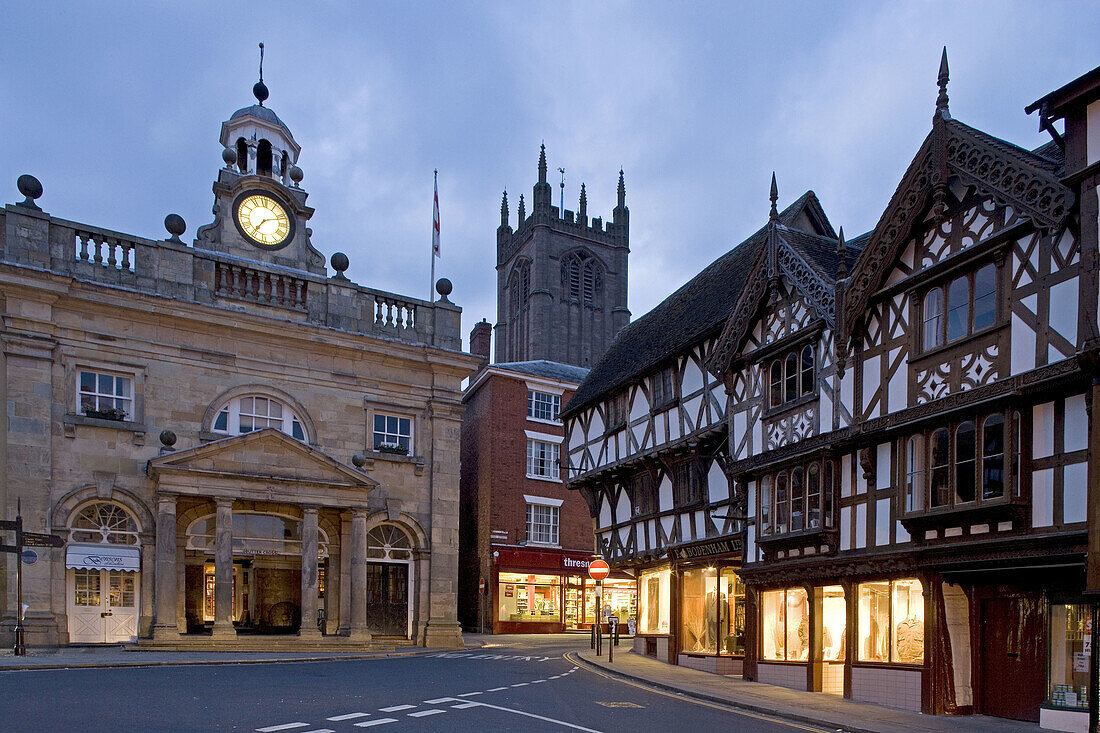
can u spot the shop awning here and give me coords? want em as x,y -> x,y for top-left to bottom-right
65,544 -> 140,572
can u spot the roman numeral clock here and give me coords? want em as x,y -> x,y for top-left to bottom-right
233,190 -> 295,249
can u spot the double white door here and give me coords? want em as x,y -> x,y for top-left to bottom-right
68,568 -> 139,643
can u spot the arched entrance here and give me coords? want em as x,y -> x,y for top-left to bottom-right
365,523 -> 413,637
65,502 -> 141,643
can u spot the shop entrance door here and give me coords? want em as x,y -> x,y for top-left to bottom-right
67,568 -> 139,644
980,597 -> 1044,721
813,585 -> 846,696
366,562 -> 409,636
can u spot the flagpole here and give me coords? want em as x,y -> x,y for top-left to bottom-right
431,169 -> 438,301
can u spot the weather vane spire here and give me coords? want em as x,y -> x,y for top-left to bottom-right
259,42 -> 265,83
253,42 -> 269,106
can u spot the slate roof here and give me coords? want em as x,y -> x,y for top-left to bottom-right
561,191 -> 828,419
494,360 -> 590,385
230,104 -> 291,133
779,227 -> 865,282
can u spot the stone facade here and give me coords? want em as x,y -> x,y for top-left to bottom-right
494,146 -> 629,369
0,90 -> 478,648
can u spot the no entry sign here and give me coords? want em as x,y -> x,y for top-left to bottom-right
588,559 -> 610,582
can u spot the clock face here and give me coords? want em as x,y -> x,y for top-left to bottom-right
236,193 -> 292,247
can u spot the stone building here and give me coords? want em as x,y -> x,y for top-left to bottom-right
494,146 -> 630,369
0,76 -> 478,649
562,56 -> 1100,729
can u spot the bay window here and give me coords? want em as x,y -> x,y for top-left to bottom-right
758,458 -> 835,536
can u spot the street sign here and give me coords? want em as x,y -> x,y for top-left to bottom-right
20,531 -> 64,548
608,615 -> 619,627
588,559 -> 610,582
0,519 -> 19,531
479,578 -> 486,593
21,549 -> 37,565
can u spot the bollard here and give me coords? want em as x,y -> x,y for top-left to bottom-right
614,621 -> 620,647
591,622 -> 596,650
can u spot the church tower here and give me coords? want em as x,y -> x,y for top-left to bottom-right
495,145 -> 630,368
194,45 -> 326,275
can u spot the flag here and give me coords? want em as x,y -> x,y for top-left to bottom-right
432,172 -> 441,258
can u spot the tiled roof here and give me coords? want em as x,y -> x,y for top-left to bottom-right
561,191 -> 828,419
494,360 -> 590,384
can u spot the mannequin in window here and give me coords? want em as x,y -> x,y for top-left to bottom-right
704,588 -> 728,651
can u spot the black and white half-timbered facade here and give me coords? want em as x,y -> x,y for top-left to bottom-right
561,57 -> 1100,731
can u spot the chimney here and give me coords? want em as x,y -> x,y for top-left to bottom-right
470,319 -> 492,370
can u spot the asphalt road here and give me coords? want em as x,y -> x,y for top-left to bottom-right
1,635 -> 829,733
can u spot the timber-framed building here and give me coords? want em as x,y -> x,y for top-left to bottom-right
561,55 -> 1100,729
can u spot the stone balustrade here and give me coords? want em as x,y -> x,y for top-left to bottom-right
2,203 -> 462,351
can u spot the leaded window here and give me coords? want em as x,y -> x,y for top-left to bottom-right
921,263 -> 998,350
759,459 -> 835,536
767,345 -> 815,409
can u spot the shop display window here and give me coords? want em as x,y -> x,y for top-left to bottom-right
498,573 -> 561,622
638,566 -> 671,634
600,579 -> 637,624
857,578 -> 924,664
761,587 -> 809,661
681,567 -> 746,655
1048,604 -> 1090,710
819,585 -> 846,661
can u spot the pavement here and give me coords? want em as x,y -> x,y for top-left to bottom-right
0,634 -> 1044,733
570,645 -> 1040,733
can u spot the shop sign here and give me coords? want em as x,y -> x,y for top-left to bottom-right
1074,652 -> 1089,673
668,537 -> 742,561
504,584 -> 514,598
65,543 -> 140,571
562,557 -> 590,570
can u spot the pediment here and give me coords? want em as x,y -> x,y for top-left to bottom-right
148,428 -> 376,490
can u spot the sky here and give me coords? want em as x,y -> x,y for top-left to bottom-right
2,2 -> 1098,352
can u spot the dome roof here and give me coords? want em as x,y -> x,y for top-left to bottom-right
229,104 -> 290,133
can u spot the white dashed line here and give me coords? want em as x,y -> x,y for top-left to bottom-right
326,713 -> 370,721
353,720 -> 397,728
408,710 -> 445,718
301,730 -> 334,733
378,705 -> 415,713
451,702 -> 480,709
457,692 -> 483,697
486,686 -> 508,692
423,698 -> 457,704
257,724 -> 309,732
510,682 -> 529,687
531,679 -> 546,683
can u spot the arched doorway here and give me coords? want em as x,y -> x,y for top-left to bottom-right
365,523 -> 413,637
65,502 -> 141,643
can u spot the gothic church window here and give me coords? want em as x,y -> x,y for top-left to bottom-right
561,251 -> 603,306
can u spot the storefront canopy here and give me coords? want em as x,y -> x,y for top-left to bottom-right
66,543 -> 140,572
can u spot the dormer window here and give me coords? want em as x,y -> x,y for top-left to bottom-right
257,140 -> 273,177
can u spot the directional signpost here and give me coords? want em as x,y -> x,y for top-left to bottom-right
0,507 -> 66,655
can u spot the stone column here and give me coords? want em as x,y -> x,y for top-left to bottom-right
151,494 -> 179,640
422,401 -> 465,648
211,499 -> 235,638
299,507 -> 321,638
349,510 -> 370,641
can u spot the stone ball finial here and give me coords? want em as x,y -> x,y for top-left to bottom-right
435,278 -> 453,299
164,214 -> 186,242
289,165 -> 303,184
352,453 -> 366,468
222,147 -> 237,167
16,174 -> 42,210
159,429 -> 177,448
253,80 -> 269,105
330,252 -> 350,278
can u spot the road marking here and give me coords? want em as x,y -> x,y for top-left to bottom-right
486,686 -> 508,692
423,697 -> 457,704
451,702 -> 480,709
326,713 -> 370,721
378,705 -> 415,712
300,729 -> 335,733
457,701 -> 603,732
510,682 -> 529,687
531,679 -> 546,683
353,720 -> 397,728
457,692 -> 483,697
407,710 -> 445,718
257,725 -> 309,732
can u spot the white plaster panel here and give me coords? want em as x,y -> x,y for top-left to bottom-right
840,506 -> 852,551
631,422 -> 646,453
855,503 -> 866,549
680,513 -> 694,541
752,419 -> 762,458
568,423 -> 584,451
1050,277 -> 1079,347
616,491 -> 631,524
707,462 -> 729,503
876,498 -> 891,546
733,410 -> 747,458
660,515 -> 674,539
876,443 -> 891,491
840,370 -> 853,421
1011,312 -> 1036,376
682,359 -> 704,396
599,498 -> 612,529
862,354 -> 881,417
588,410 -> 604,439
1064,462 -> 1088,525
618,525 -> 631,547
684,395 -> 703,431
819,388 -> 832,433
896,521 -> 910,544
841,454 -> 852,498
695,511 -> 706,539
1033,402 -> 1055,459
658,476 -> 674,512
1088,99 -> 1100,166
888,351 -> 907,414
1032,467 -> 1054,528
653,411 -> 666,447
669,414 -> 681,442
647,521 -> 657,550
746,524 -> 757,564
1065,394 -> 1088,453
630,388 -> 649,422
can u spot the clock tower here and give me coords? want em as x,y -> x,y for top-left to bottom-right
194,56 -> 326,275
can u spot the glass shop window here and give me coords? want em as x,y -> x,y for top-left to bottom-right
1048,603 -> 1091,710
638,566 -> 671,634
681,567 -> 746,655
761,587 -> 809,661
497,573 -> 561,622
857,578 -> 924,664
